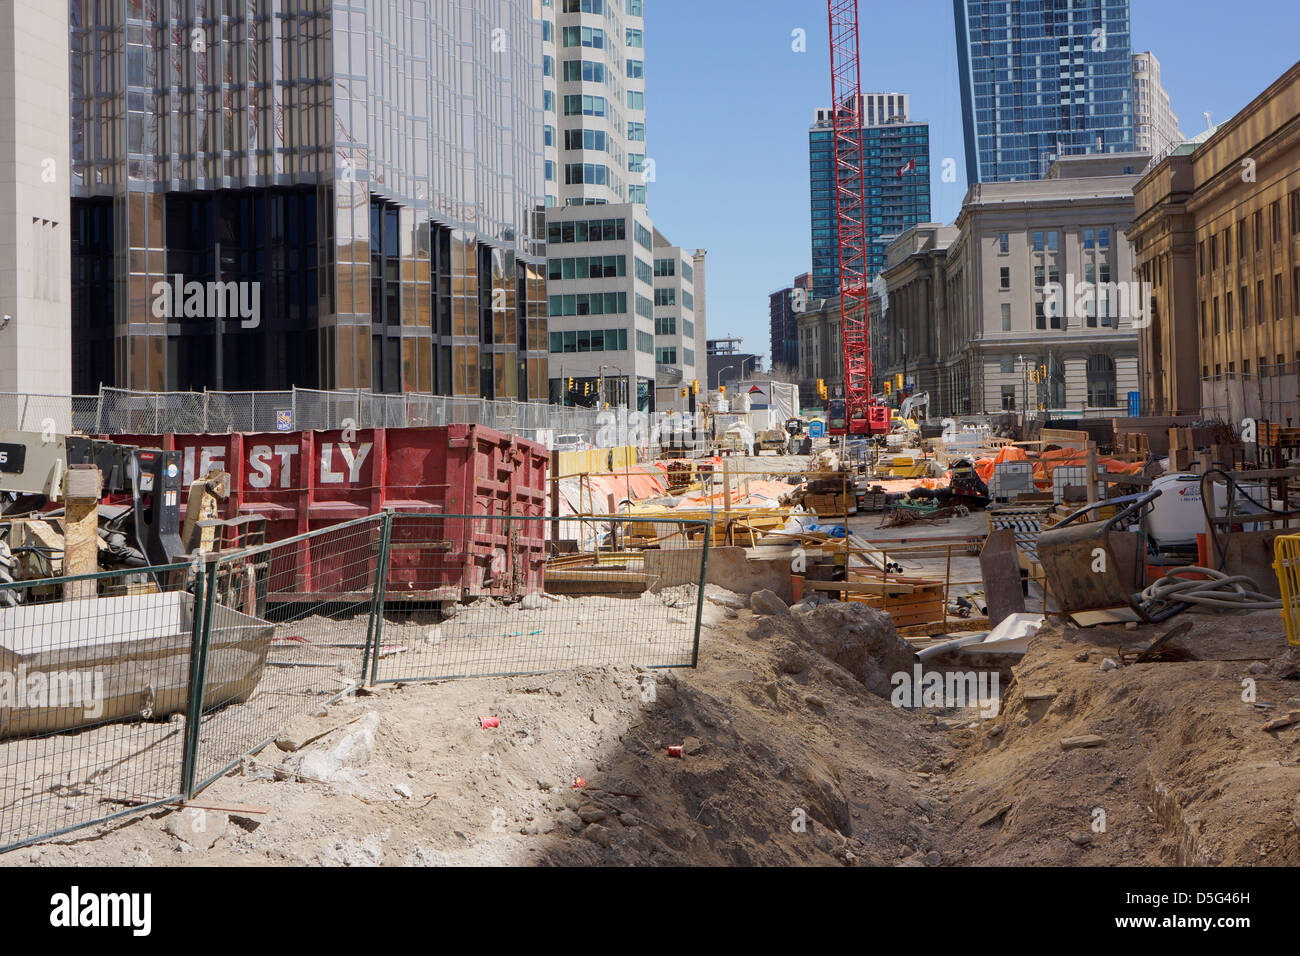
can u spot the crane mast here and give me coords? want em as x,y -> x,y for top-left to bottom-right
826,0 -> 890,436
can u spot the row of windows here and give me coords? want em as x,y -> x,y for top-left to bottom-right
564,127 -> 617,155
635,222 -> 652,251
635,292 -> 652,319
634,257 -> 652,284
548,217 -> 626,244
636,329 -> 653,353
563,59 -> 607,84
995,229 -> 1111,254
564,162 -> 616,187
655,317 -> 696,340
1199,268 -> 1300,336
548,292 -> 628,316
562,26 -> 607,49
1198,193 -> 1300,275
548,254 -> 626,280
549,327 -> 628,353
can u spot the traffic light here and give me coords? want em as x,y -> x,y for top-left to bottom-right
680,387 -> 688,398
895,373 -> 904,389
816,378 -> 826,399
582,381 -> 590,396
691,379 -> 700,395
884,379 -> 891,395
1039,364 -> 1047,380
567,377 -> 575,391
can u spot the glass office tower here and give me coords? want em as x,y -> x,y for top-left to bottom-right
954,0 -> 1134,185
69,0 -> 548,398
809,96 -> 931,301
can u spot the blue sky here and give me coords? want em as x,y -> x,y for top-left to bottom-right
642,0 -> 1300,366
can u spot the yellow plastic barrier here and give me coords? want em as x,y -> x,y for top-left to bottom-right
1272,534 -> 1300,646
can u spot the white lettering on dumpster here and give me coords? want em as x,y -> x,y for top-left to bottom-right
319,442 -> 372,484
247,444 -> 300,489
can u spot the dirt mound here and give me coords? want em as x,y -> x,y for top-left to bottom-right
947,616 -> 1300,865
749,599 -> 913,699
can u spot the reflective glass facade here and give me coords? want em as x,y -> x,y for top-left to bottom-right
69,0 -> 548,397
954,0 -> 1134,185
809,118 -> 931,300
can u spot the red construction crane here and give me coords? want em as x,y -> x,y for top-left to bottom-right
826,0 -> 890,437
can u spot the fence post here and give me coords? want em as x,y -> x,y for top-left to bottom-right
364,512 -> 395,685
691,523 -> 710,669
181,559 -> 216,799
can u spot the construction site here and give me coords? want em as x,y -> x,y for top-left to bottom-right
0,2 -> 1296,918
2,388 -> 1300,874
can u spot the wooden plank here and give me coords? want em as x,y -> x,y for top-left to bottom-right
805,579 -> 918,595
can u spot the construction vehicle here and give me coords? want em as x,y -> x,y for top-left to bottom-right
0,429 -> 188,602
899,391 -> 930,424
824,1 -> 890,438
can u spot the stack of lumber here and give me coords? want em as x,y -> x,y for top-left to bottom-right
803,567 -> 946,629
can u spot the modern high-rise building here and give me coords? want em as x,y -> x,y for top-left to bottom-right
809,95 -> 931,300
954,0 -> 1135,185
541,0 -> 704,412
1132,51 -> 1185,162
769,272 -> 811,374
69,0 -> 548,398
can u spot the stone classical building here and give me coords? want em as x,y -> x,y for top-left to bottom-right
795,296 -> 841,408
946,153 -> 1148,415
1131,60 -> 1300,418
876,224 -> 965,416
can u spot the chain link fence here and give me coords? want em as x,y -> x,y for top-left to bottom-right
0,512 -> 707,852
0,388 -> 722,459
1201,369 -> 1300,425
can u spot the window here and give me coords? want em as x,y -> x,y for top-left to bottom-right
627,90 -> 644,111
627,121 -> 645,142
683,291 -> 693,310
655,347 -> 676,365
549,328 -> 627,353
635,222 -> 652,250
562,26 -> 606,48
1292,190 -> 1300,235
998,233 -> 1009,255
655,315 -> 675,335
1258,280 -> 1265,324
654,257 -> 675,277
636,330 -> 653,354
547,292 -> 628,316
999,267 -> 1010,290
635,294 -> 652,319
1226,291 -> 1234,330
563,94 -> 609,117
1035,301 -> 1046,330
1213,297 -> 1220,334
1273,201 -> 1282,244
634,257 -> 652,284
627,59 -> 644,79
1001,386 -> 1017,411
1241,286 -> 1250,325
654,287 -> 676,307
1001,303 -> 1011,331
1276,273 -> 1285,319
563,60 -> 607,84
1255,210 -> 1263,251
683,319 -> 694,339
626,0 -> 643,14
1000,356 -> 1015,374
1198,241 -> 1205,276
626,28 -> 643,48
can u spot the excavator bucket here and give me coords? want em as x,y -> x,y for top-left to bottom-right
1035,491 -> 1169,624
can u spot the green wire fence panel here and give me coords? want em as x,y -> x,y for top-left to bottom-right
0,563 -> 196,852
186,515 -> 387,794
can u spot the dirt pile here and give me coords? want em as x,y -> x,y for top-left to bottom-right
946,614 -> 1300,866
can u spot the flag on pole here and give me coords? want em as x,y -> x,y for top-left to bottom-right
897,158 -> 916,178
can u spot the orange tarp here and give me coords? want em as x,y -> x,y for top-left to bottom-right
973,445 -> 1030,484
